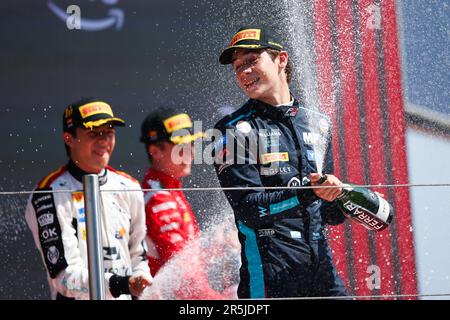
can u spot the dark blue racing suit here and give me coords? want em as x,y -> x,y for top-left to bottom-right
214,97 -> 348,298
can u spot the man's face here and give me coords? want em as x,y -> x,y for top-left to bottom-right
231,49 -> 284,100
150,141 -> 194,179
64,124 -> 116,173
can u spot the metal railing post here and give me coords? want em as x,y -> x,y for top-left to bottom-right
83,174 -> 105,300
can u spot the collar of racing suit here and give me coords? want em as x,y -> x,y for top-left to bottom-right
251,95 -> 300,120
67,160 -> 108,186
144,168 -> 182,189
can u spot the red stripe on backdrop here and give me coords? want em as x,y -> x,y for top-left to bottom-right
312,0 -> 349,289
334,0 -> 372,297
356,0 -> 396,296
380,0 -> 418,296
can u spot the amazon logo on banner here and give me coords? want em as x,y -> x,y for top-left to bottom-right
47,0 -> 124,31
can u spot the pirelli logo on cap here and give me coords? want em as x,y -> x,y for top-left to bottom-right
163,113 -> 192,133
260,152 -> 289,164
79,102 -> 114,119
230,29 -> 261,46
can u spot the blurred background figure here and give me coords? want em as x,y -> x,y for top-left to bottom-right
139,109 -> 223,299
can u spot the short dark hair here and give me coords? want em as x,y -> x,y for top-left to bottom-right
64,128 -> 77,158
265,48 -> 293,83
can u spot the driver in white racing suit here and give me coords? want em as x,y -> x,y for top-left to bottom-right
25,97 -> 152,299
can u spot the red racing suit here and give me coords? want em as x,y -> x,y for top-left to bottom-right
141,168 -> 222,299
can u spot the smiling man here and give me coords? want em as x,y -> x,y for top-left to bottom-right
214,26 -> 349,298
25,97 -> 152,300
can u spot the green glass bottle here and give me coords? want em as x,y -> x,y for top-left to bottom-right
336,184 -> 393,231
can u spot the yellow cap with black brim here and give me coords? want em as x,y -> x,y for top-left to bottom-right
63,98 -> 125,132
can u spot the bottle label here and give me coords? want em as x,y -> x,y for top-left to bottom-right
342,200 -> 388,231
375,195 -> 391,223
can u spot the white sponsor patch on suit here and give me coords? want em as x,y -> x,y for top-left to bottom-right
37,213 -> 54,227
302,132 -> 320,145
236,121 -> 252,134
290,231 -> 302,239
258,229 -> 275,237
152,201 -> 177,213
47,246 -> 60,264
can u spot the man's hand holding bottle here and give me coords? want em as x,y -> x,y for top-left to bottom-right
308,172 -> 393,231
309,173 -> 343,202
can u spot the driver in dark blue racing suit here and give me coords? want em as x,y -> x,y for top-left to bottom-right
213,26 -> 348,298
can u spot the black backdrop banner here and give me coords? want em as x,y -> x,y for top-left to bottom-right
0,0 -> 243,299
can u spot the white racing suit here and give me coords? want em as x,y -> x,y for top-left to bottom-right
25,161 -> 151,299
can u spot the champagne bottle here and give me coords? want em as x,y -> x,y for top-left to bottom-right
336,184 -> 393,231
314,175 -> 393,231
